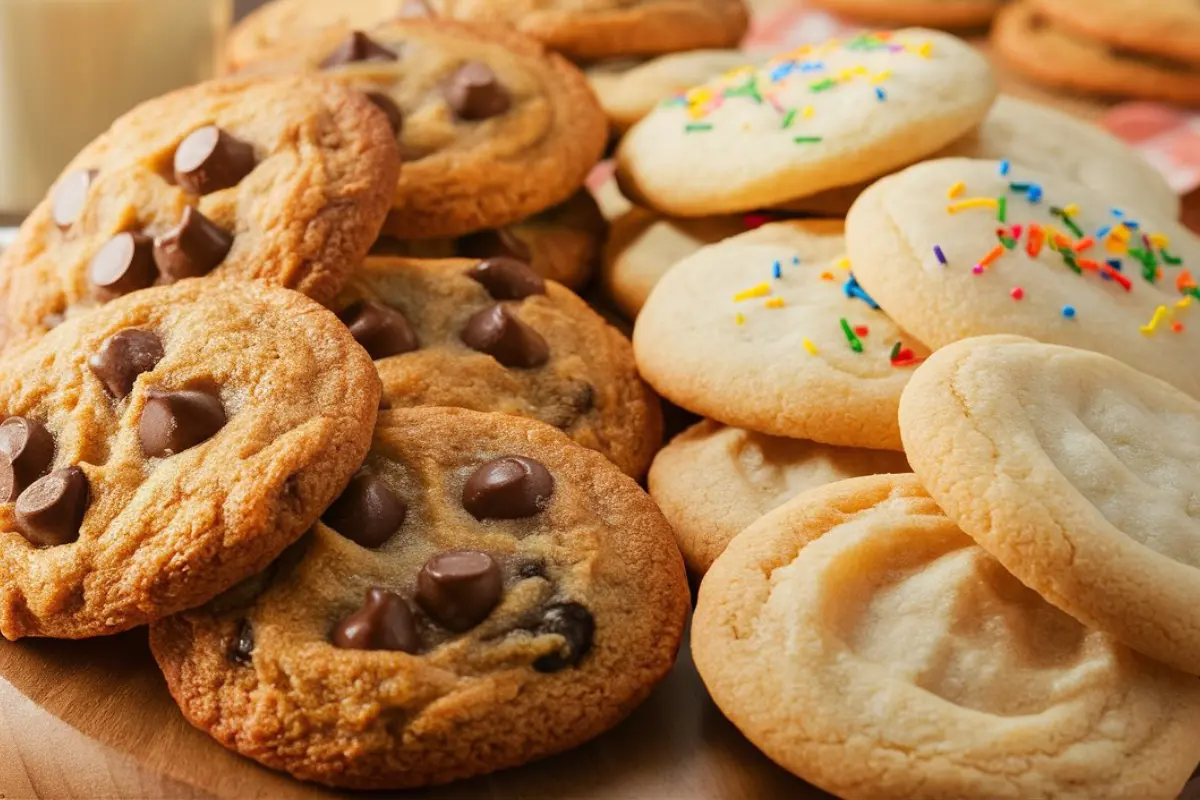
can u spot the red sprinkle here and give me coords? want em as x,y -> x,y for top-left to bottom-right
1072,237 -> 1095,253
1010,224 -> 1023,240
1173,321 -> 1185,333
854,325 -> 870,336
1011,286 -> 1025,300
743,213 -> 771,230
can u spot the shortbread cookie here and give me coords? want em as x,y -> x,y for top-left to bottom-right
846,158 -> 1200,398
151,407 -> 689,789
587,50 -> 755,135
340,256 -> 661,477
616,29 -> 995,217
900,336 -> 1200,675
808,0 -> 1004,27
373,191 -> 604,290
0,78 -> 400,348
634,221 -> 929,450
601,207 -> 747,318
992,3 -> 1200,106
1031,0 -> 1200,68
0,281 -> 380,640
649,421 -> 908,574
694,474 -> 1200,800
237,21 -> 607,240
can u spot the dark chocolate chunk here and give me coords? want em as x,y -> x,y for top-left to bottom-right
0,417 -> 55,503
320,31 -> 399,68
366,92 -> 404,135
88,329 -> 165,399
444,61 -> 511,121
516,560 -> 546,580
51,169 -> 98,229
457,227 -> 532,264
338,300 -> 419,359
230,619 -> 254,665
467,257 -> 545,300
152,206 -> 233,281
174,126 -> 256,195
321,472 -> 407,548
533,602 -> 594,672
416,551 -> 503,632
139,389 -> 226,457
14,466 -> 90,547
331,587 -> 419,652
89,233 -> 157,299
460,304 -> 549,368
462,456 -> 554,520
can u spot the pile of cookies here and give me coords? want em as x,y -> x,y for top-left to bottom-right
808,0 -> 1010,29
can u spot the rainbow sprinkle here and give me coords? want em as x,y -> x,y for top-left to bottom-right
794,136 -> 823,144
733,282 -> 771,302
947,181 -> 966,199
803,337 -> 818,355
1140,305 -> 1170,336
735,312 -> 745,325
843,274 -> 880,309
772,261 -> 782,279
934,245 -> 947,265
948,197 -> 999,213
1062,305 -> 1077,319
839,317 -> 864,353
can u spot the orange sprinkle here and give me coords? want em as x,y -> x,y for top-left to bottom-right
1179,270 -> 1196,291
1026,224 -> 1044,257
1072,237 -> 1095,253
1052,233 -> 1073,251
819,271 -> 834,281
978,245 -> 1004,268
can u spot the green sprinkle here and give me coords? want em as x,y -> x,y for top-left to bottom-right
793,136 -> 823,144
999,235 -> 1017,251
1063,217 -> 1083,238
996,196 -> 1007,223
781,108 -> 797,129
1009,182 -> 1031,191
724,81 -> 763,103
839,317 -> 864,353
685,123 -> 713,132
889,341 -> 902,361
1060,250 -> 1082,275
810,78 -> 837,92
1186,286 -> 1200,301
1161,248 -> 1183,265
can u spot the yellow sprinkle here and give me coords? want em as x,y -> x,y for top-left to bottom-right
946,181 -> 966,199
871,70 -> 892,83
802,338 -> 818,355
802,105 -> 815,118
1150,233 -> 1170,248
765,297 -> 785,309
854,65 -> 869,75
1140,305 -> 1171,336
735,312 -> 745,325
733,282 -> 771,302
685,86 -> 713,103
836,257 -> 851,271
1111,224 -> 1131,242
1178,296 -> 1194,309
687,105 -> 708,120
819,271 -> 834,281
918,41 -> 933,58
947,197 -> 999,213
837,68 -> 855,81
1063,203 -> 1080,217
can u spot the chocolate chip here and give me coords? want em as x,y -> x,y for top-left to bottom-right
174,126 -> 256,195
321,472 -> 406,548
230,619 -> 254,665
0,417 -> 55,503
152,207 -> 233,281
517,561 -> 546,580
88,329 -> 165,399
444,61 -> 511,121
14,466 -> 89,547
320,31 -> 399,68
331,587 -> 419,652
467,257 -> 546,301
533,603 -> 594,672
339,300 -> 419,359
51,169 -> 97,229
550,381 -> 597,430
462,456 -> 554,520
461,305 -> 549,368
139,389 -> 226,457
366,92 -> 404,135
89,233 -> 157,300
416,551 -> 503,632
457,227 -> 533,263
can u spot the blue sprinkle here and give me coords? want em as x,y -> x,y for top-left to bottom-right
1106,258 -> 1123,271
770,62 -> 795,83
1096,225 -> 1112,239
1062,305 -> 1077,319
799,61 -> 826,72
933,245 -> 947,265
999,160 -> 1010,176
1124,219 -> 1140,230
1027,185 -> 1043,204
874,87 -> 886,101
843,274 -> 880,309
772,260 -> 782,280
1111,208 -> 1125,218
792,256 -> 801,265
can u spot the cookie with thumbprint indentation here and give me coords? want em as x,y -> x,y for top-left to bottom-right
0,77 -> 400,349
339,255 -> 661,478
234,20 -> 606,241
900,335 -> 1200,676
0,281 -> 380,640
846,158 -> 1200,399
649,420 -> 909,574
149,407 -> 689,790
633,221 -> 929,450
694,474 -> 1200,800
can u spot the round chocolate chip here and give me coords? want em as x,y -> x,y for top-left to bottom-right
366,92 -> 404,136
461,305 -> 549,368
445,61 -> 511,121
229,619 -> 254,665
174,126 -> 257,195
321,472 -> 406,548
416,551 -> 503,632
88,329 -> 165,399
51,169 -> 98,230
0,417 -> 55,503
338,300 -> 418,360
331,587 -> 419,652
14,466 -> 90,547
462,456 -> 554,520
139,389 -> 226,458
89,233 -> 157,300
467,257 -> 546,301
152,207 -> 233,281
321,31 -> 399,68
457,227 -> 533,264
533,602 -> 595,673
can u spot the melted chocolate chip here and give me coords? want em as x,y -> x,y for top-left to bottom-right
14,466 -> 89,547
533,603 -> 594,673
416,551 -> 503,632
467,257 -> 545,301
321,31 -> 399,68
321,472 -> 407,548
174,126 -> 256,195
51,169 -> 98,230
88,329 -> 165,399
339,300 -> 419,359
366,92 -> 404,135
139,389 -> 226,457
89,233 -> 157,300
461,304 -> 549,368
457,227 -> 532,263
462,456 -> 554,520
152,207 -> 233,281
230,619 -> 254,665
331,588 -> 419,652
0,417 -> 55,503
516,561 -> 547,580
444,61 -> 511,121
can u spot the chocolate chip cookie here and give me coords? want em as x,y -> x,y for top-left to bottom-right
149,407 -> 689,789
235,20 -> 607,241
0,280 -> 381,639
339,255 -> 661,478
0,77 -> 400,349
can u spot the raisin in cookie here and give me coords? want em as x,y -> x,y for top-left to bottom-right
149,407 -> 689,789
0,77 -> 400,349
235,21 -> 606,241
0,280 -> 380,640
338,255 -> 660,478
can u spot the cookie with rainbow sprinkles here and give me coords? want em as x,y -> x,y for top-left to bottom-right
846,158 -> 1200,399
615,29 -> 994,217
